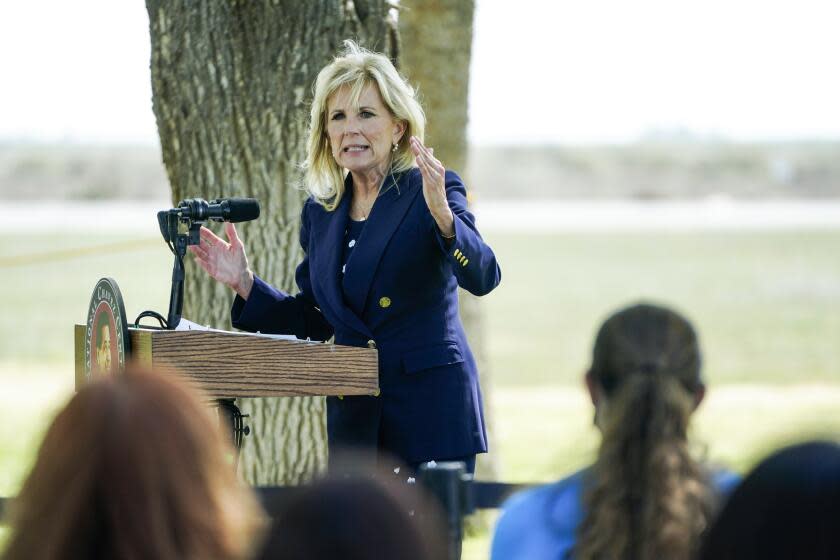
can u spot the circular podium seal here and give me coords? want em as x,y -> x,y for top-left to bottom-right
85,278 -> 130,381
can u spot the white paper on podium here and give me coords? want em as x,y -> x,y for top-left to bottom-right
175,318 -> 299,341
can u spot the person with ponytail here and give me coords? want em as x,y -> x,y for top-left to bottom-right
491,303 -> 739,560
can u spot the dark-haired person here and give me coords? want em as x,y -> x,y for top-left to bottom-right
256,471 -> 445,560
491,303 -> 739,560
190,41 -> 500,473
1,365 -> 263,560
699,440 -> 840,560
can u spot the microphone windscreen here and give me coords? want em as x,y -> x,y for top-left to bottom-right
226,198 -> 261,223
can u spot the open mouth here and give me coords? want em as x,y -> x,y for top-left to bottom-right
343,145 -> 369,153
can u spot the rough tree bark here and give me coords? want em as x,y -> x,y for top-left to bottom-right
146,0 -> 396,485
399,0 -> 499,482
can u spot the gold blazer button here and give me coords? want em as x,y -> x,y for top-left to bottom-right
379,296 -> 392,308
367,339 -> 377,349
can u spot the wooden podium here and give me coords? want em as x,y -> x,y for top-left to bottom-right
74,325 -> 379,398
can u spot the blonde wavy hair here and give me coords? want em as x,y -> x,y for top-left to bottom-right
574,303 -> 716,560
304,40 -> 425,210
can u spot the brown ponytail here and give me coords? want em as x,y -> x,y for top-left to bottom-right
574,304 -> 716,560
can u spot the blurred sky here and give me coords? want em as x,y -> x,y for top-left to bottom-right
1,0 -> 838,145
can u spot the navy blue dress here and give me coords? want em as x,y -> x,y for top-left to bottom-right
231,168 -> 501,465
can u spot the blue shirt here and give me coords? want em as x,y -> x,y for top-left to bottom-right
340,218 -> 366,302
491,467 -> 741,560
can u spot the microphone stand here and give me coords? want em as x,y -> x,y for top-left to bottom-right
152,199 -> 259,330
158,210 -> 203,330
155,208 -> 251,455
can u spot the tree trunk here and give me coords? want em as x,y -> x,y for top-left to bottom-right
147,0 -> 396,485
398,0 -> 499,483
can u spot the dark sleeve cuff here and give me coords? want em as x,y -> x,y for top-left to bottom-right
230,274 -> 283,332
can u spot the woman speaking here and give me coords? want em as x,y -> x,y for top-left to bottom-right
190,41 -> 501,473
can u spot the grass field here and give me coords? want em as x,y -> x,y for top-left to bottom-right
2,228 -> 839,558
483,230 -> 840,385
3,229 -> 838,382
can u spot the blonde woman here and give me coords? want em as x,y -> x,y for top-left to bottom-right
492,303 -> 738,560
190,41 -> 501,473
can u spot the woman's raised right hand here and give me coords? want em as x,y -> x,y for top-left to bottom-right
188,222 -> 254,299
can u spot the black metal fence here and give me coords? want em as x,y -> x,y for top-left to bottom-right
0,462 -> 529,560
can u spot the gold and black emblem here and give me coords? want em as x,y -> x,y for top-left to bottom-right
84,278 -> 130,380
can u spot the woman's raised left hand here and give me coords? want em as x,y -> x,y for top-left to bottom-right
410,136 -> 455,238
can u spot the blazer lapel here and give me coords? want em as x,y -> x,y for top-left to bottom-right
312,186 -> 373,338
343,170 -> 421,315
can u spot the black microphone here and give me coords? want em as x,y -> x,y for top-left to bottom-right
173,197 -> 261,223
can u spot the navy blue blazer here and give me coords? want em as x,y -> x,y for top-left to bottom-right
231,168 -> 501,463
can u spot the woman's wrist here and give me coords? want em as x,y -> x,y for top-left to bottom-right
232,269 -> 254,300
433,207 -> 455,239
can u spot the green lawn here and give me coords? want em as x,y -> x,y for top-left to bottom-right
4,230 -> 837,382
0,234 -> 170,364
2,229 -> 839,558
482,230 -> 840,385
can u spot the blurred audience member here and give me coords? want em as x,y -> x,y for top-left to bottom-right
492,303 -> 738,560
2,365 -> 263,560
699,440 -> 840,560
256,463 -> 444,560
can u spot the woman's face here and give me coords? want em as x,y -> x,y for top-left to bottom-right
326,83 -> 405,178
